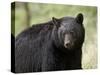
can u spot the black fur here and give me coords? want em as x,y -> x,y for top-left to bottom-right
15,13 -> 85,73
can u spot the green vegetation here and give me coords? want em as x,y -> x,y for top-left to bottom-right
11,2 -> 97,69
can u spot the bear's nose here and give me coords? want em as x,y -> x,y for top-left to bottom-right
65,42 -> 70,47
64,41 -> 71,48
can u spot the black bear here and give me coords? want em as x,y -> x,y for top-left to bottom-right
15,13 -> 85,73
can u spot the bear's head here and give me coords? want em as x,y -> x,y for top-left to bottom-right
52,13 -> 85,50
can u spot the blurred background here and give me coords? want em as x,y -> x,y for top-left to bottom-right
11,2 -> 97,69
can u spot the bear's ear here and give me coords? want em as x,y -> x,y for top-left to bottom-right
75,13 -> 83,24
52,17 -> 60,28
52,17 -> 58,25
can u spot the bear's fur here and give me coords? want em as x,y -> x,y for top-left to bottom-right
15,13 -> 85,73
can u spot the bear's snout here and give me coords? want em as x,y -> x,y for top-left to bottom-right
64,34 -> 74,49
